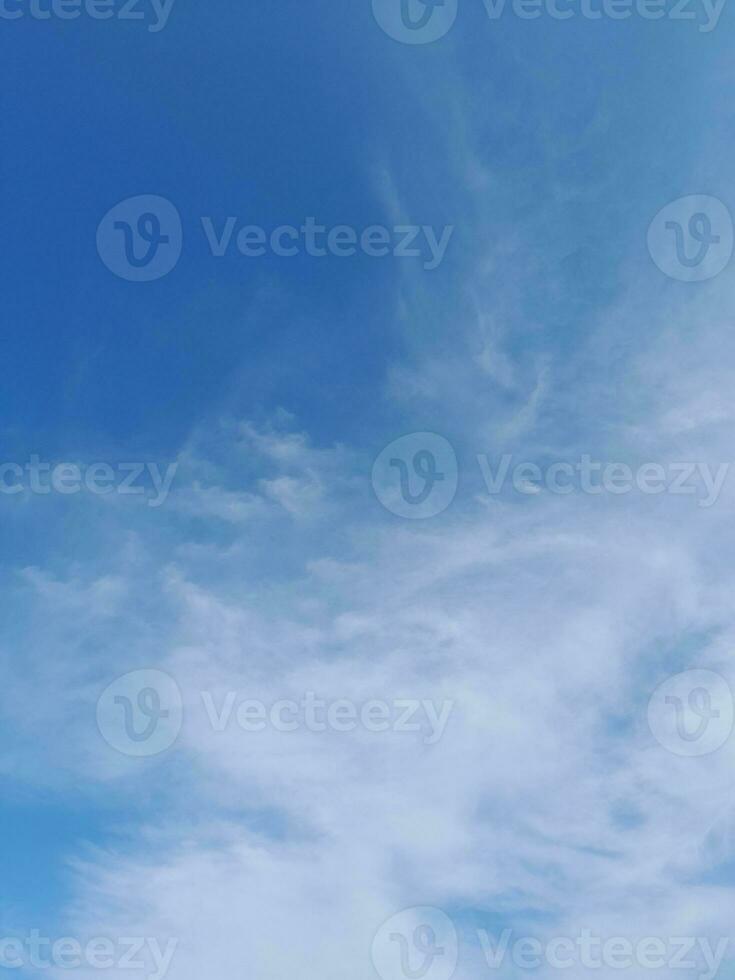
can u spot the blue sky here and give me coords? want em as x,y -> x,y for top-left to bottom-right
3,2 -> 735,980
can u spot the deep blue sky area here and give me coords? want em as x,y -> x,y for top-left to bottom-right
2,0 -> 731,461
